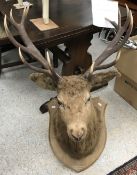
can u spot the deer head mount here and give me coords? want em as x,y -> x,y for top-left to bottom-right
4,5 -> 133,172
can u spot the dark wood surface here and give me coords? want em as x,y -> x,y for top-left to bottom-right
0,0 -> 99,47
117,0 -> 137,10
115,0 -> 137,34
0,0 -> 101,75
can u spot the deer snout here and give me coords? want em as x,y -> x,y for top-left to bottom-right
67,123 -> 87,142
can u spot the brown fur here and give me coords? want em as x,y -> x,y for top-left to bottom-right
57,75 -> 90,95
29,70 -> 119,91
29,72 -> 116,158
54,112 -> 100,159
52,75 -> 100,159
29,73 -> 56,90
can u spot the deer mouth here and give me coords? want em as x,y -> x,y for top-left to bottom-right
70,132 -> 85,143
72,136 -> 83,142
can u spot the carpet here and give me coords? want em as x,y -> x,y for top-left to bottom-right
108,156 -> 137,175
1,34 -> 137,175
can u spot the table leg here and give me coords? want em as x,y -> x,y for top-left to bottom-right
62,33 -> 93,76
132,11 -> 137,35
53,53 -> 58,68
0,47 -> 2,75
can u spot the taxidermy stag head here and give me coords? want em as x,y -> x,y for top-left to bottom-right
4,5 -> 133,172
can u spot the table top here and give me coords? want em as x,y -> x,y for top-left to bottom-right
115,0 -> 137,11
0,0 -> 99,47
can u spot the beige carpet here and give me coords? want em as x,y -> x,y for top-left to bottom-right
0,34 -> 137,175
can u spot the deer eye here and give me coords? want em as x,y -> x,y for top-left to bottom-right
58,100 -> 65,108
85,97 -> 91,104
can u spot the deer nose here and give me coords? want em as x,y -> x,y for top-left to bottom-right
69,124 -> 86,142
71,131 -> 84,141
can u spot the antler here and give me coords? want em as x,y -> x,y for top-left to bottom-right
4,5 -> 61,83
86,5 -> 133,78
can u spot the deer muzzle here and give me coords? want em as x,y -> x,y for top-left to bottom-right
67,122 -> 87,142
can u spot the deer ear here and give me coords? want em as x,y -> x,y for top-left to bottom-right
29,72 -> 56,90
89,70 -> 119,91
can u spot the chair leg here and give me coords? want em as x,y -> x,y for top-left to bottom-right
0,47 -> 2,75
53,53 -> 58,68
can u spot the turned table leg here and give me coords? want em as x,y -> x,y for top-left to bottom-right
0,47 -> 2,75
62,33 -> 93,76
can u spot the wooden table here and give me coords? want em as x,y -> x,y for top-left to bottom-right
115,0 -> 137,35
117,0 -> 137,10
0,0 -> 100,75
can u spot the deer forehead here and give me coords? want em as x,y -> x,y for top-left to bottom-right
57,75 -> 90,92
58,91 -> 90,104
57,75 -> 90,102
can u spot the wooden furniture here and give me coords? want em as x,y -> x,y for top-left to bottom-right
0,16 -> 37,74
0,0 -> 100,76
116,0 -> 137,35
0,15 -> 15,74
118,0 -> 137,10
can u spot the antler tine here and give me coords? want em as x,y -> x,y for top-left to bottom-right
19,47 -> 51,74
4,9 -> 43,60
5,11 -> 48,68
94,5 -> 131,67
106,5 -> 130,47
95,51 -> 121,70
95,9 -> 133,71
105,9 -> 121,31
46,51 -> 62,79
84,5 -> 133,79
89,62 -> 95,75
4,6 -> 61,83
4,14 -> 26,50
10,9 -> 19,28
114,10 -> 133,49
46,51 -> 53,70
118,9 -> 121,31
21,5 -> 29,24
